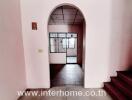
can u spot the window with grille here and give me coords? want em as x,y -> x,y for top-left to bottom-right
49,32 -> 77,53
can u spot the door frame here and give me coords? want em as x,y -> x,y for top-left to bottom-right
66,33 -> 78,64
47,3 -> 86,88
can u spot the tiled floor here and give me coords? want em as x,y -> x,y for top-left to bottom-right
19,64 -> 112,100
51,64 -> 84,86
19,86 -> 112,100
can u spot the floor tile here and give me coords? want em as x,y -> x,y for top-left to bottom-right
51,64 -> 84,87
19,86 -> 112,100
66,87 -> 112,100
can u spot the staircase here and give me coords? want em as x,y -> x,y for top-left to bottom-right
104,71 -> 132,100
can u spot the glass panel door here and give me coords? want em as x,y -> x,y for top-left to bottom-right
66,33 -> 77,63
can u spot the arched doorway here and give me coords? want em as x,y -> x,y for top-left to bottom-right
48,4 -> 86,87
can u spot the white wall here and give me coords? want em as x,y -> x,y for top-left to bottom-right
0,0 -> 27,100
50,53 -> 66,64
20,0 -> 132,88
108,0 -> 132,76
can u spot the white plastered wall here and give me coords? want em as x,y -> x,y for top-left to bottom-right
20,0 -> 132,88
0,0 -> 27,100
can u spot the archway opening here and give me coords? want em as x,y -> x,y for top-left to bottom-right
48,5 -> 86,87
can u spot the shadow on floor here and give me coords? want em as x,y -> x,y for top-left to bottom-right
50,64 -> 84,87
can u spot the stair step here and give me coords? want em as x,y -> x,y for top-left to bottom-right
117,71 -> 132,88
104,82 -> 127,100
111,77 -> 132,99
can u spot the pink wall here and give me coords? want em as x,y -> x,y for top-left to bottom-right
20,0 -> 132,88
0,1 -> 131,100
0,0 -> 27,100
108,0 -> 132,76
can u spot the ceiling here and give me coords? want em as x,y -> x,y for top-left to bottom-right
48,5 -> 84,25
